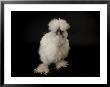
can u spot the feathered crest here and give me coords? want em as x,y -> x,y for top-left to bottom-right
48,18 -> 70,32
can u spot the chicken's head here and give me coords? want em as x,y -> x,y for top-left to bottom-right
48,18 -> 70,38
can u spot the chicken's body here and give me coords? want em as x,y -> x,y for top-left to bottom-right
39,32 -> 70,65
34,18 -> 70,75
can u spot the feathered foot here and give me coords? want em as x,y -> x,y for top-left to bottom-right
34,63 -> 49,75
56,61 -> 68,70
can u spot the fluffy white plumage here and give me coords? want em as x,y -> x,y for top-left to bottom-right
34,18 -> 70,75
48,18 -> 70,32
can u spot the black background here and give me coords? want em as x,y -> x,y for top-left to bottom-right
11,11 -> 100,77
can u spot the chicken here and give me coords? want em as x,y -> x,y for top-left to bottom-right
34,18 -> 70,75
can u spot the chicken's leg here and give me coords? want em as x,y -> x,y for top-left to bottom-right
55,60 -> 68,70
34,63 -> 49,75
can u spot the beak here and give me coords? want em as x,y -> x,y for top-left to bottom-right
56,28 -> 63,36
56,28 -> 60,35
59,29 -> 63,35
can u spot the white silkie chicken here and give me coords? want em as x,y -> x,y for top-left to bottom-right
34,18 -> 70,75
